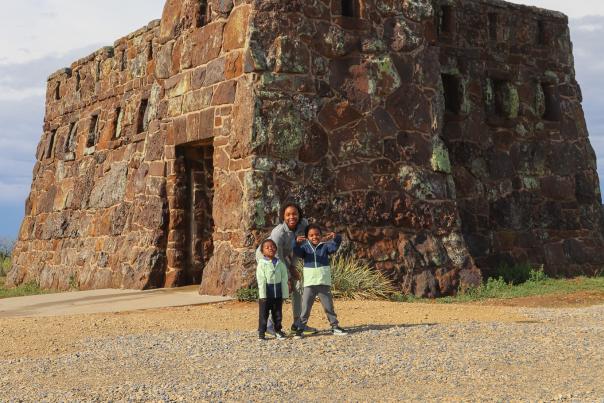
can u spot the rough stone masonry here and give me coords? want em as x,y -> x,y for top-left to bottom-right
8,0 -> 604,297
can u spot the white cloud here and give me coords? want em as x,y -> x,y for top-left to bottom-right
0,86 -> 45,102
505,0 -> 604,18
0,0 -> 165,65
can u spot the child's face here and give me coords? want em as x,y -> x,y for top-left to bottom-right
262,241 -> 277,259
307,228 -> 322,246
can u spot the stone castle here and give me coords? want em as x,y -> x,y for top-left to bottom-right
8,0 -> 604,297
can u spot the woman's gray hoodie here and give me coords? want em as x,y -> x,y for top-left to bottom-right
255,219 -> 309,269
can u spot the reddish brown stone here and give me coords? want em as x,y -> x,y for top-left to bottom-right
190,22 -> 225,67
223,5 -> 250,52
317,100 -> 362,131
212,80 -> 237,105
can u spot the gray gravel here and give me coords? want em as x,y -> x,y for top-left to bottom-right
1,305 -> 603,401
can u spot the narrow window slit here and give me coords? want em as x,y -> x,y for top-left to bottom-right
75,71 -> 81,92
488,13 -> 498,41
199,0 -> 208,27
542,83 -> 561,121
120,50 -> 127,71
96,61 -> 101,81
65,122 -> 78,155
442,74 -> 462,114
537,20 -> 546,45
46,130 -> 57,159
54,82 -> 61,100
87,115 -> 100,148
137,99 -> 150,133
114,107 -> 124,139
439,6 -> 455,35
342,0 -> 356,17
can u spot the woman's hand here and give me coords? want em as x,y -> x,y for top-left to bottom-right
296,235 -> 306,244
323,232 -> 336,241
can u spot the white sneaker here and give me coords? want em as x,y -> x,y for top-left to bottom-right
332,326 -> 349,336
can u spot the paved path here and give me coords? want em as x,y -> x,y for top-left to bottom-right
0,286 -> 231,317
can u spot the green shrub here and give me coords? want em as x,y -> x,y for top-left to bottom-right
236,286 -> 259,302
490,262 -> 534,285
0,280 -> 45,299
329,254 -> 397,300
460,276 -> 510,300
0,256 -> 10,277
527,266 -> 548,283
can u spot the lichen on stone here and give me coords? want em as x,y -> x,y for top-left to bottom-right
431,136 -> 452,174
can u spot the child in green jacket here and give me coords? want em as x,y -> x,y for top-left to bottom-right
256,239 -> 289,340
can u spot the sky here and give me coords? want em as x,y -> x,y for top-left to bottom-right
0,1 -> 602,239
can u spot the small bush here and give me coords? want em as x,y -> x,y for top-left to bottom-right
330,254 -> 397,300
490,262 -> 534,285
236,286 -> 259,302
0,280 -> 45,299
527,266 -> 548,283
461,276 -> 510,300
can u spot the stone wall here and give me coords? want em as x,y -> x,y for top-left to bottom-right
8,0 -> 256,291
8,0 -> 604,297
239,0 -> 482,297
436,0 -> 604,277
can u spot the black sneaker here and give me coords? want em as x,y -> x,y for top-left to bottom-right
332,326 -> 348,336
290,324 -> 298,333
293,329 -> 304,340
258,332 -> 266,340
303,325 -> 319,335
275,331 -> 287,340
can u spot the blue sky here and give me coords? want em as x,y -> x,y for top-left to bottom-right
0,1 -> 602,239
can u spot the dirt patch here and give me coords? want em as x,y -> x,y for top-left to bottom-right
0,299 -> 525,359
2,290 -> 602,360
473,290 -> 604,308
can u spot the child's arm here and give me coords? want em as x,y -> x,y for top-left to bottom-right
292,237 -> 307,258
326,233 -> 342,254
279,262 -> 289,299
256,263 -> 267,299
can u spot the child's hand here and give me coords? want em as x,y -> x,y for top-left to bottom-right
296,236 -> 306,244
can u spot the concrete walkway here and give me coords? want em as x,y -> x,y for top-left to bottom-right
0,286 -> 232,318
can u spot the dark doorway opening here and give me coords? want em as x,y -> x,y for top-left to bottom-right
177,141 -> 215,285
541,83 -> 561,121
442,74 -> 462,114
438,5 -> 455,37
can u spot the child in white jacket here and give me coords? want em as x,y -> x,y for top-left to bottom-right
256,239 -> 289,340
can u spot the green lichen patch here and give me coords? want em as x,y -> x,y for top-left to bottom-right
431,137 -> 452,174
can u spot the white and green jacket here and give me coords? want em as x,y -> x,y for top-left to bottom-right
256,257 -> 289,299
292,235 -> 342,287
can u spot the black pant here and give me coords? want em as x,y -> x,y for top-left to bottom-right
258,298 -> 283,333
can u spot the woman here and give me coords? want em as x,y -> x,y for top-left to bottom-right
255,202 -> 316,336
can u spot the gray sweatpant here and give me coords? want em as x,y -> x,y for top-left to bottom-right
300,285 -> 339,328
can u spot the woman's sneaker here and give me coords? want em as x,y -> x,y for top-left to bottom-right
293,329 -> 304,339
258,332 -> 266,340
303,326 -> 319,335
332,326 -> 348,336
275,331 -> 287,340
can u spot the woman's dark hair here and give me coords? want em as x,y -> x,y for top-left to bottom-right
280,201 -> 304,223
260,238 -> 277,250
305,223 -> 322,238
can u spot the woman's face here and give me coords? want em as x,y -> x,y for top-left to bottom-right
283,206 -> 300,230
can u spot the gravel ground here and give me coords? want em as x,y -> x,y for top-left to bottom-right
1,301 -> 603,401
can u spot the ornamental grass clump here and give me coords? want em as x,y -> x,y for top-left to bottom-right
329,254 -> 397,300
